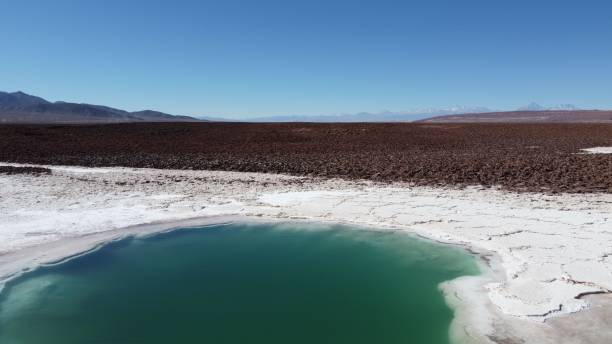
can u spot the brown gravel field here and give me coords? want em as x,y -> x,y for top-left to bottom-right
0,166 -> 51,175
1,123 -> 611,193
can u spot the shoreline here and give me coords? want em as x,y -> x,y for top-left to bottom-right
2,162 -> 611,343
0,215 -> 240,294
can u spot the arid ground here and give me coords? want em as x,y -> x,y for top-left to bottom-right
2,123 -> 612,343
1,123 -> 611,193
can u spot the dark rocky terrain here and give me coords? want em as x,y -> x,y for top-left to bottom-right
0,91 -> 200,123
1,122 -> 611,193
0,166 -> 51,175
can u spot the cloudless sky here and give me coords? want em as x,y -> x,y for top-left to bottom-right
1,0 -> 612,118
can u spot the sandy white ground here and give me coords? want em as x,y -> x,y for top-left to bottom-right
1,163 -> 611,343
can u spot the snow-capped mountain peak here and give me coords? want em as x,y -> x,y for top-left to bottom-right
518,102 -> 546,111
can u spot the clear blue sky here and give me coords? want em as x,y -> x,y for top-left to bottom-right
1,0 -> 612,118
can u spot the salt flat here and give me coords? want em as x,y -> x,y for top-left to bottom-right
1,163 -> 611,343
581,147 -> 612,154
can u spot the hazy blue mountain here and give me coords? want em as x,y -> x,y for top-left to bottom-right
200,106 -> 492,123
517,103 -> 581,111
547,104 -> 580,111
0,91 -> 201,123
0,91 -> 50,107
130,110 -> 197,122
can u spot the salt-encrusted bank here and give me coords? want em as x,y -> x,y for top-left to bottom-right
1,163 -> 611,343
581,147 -> 612,154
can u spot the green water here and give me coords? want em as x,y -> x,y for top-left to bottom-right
0,223 -> 479,344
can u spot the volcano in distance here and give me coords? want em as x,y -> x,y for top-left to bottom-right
0,91 -> 201,124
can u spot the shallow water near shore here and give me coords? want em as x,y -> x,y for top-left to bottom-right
0,223 -> 479,344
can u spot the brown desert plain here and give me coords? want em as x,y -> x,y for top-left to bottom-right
1,122 -> 611,193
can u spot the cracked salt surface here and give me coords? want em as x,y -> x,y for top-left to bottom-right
1,163 -> 612,342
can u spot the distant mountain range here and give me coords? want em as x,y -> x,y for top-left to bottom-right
201,103 -> 595,123
516,102 -> 581,111
0,91 -> 200,124
420,110 -> 612,123
200,106 -> 494,123
2,92 -> 603,124
417,103 -> 612,123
